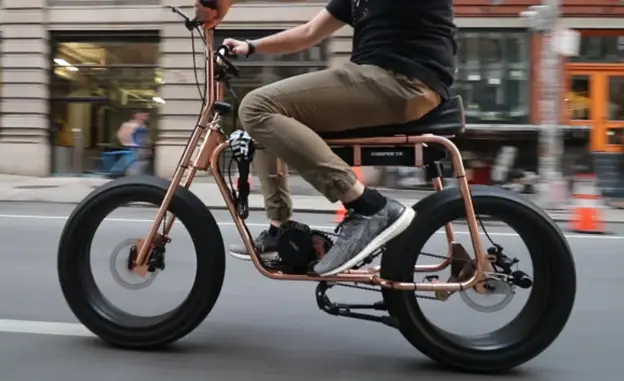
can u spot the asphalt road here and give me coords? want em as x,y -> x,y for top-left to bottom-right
0,202 -> 621,381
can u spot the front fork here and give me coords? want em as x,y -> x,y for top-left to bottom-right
130,114 -> 229,276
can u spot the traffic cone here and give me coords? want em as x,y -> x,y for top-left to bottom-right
335,166 -> 364,223
568,173 -> 606,234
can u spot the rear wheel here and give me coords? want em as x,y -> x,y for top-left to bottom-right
381,186 -> 576,372
57,176 -> 226,349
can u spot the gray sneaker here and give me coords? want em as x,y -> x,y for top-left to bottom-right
228,230 -> 279,261
312,198 -> 415,276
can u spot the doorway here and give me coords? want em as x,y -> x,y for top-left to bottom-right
48,30 -> 161,175
565,64 -> 624,152
49,97 -> 114,175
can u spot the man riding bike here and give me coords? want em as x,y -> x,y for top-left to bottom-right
197,0 -> 457,276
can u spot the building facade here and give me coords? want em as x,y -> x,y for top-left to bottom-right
0,0 -> 623,178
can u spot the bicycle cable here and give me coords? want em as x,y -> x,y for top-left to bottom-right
187,22 -> 249,223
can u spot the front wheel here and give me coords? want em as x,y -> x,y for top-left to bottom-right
57,175 -> 226,349
380,185 -> 576,372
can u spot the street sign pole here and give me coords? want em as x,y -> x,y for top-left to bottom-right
521,1 -> 567,210
539,1 -> 564,210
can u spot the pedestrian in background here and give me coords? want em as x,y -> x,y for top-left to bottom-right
116,110 -> 152,176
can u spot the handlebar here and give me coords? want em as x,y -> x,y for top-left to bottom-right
169,5 -> 190,20
168,6 -> 203,31
167,5 -> 240,78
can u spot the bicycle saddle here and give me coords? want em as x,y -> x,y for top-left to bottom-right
320,95 -> 466,140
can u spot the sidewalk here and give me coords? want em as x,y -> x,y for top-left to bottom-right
0,173 -> 623,223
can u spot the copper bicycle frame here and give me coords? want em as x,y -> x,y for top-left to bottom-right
132,26 -> 490,294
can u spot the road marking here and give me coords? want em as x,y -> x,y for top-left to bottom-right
0,319 -> 93,337
0,213 -> 621,240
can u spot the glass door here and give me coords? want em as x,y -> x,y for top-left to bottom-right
564,66 -> 624,152
564,70 -> 599,149
603,74 -> 624,152
565,73 -> 592,122
50,97 -> 109,175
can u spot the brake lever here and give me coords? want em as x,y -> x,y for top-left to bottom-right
169,5 -> 190,21
185,18 -> 203,31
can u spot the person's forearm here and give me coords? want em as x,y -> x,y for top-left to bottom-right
252,24 -> 317,55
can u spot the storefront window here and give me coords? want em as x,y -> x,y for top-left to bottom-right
49,31 -> 160,174
214,30 -> 327,133
567,75 -> 591,121
453,31 -> 530,124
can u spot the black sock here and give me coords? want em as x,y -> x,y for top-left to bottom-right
268,224 -> 280,236
344,187 -> 387,216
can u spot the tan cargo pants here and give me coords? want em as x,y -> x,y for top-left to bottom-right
238,62 -> 441,221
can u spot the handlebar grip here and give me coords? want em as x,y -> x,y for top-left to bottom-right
217,45 -> 238,59
199,0 -> 218,9
217,46 -> 229,57
214,45 -> 240,77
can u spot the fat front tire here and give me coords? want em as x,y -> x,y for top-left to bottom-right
381,185 -> 576,373
57,175 -> 226,349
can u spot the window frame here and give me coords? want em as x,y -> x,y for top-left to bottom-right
453,28 -> 532,125
569,34 -> 624,64
47,30 -> 161,174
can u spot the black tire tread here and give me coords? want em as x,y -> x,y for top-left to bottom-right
381,185 -> 576,372
57,175 -> 226,349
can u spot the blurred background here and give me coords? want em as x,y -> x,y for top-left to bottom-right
0,0 -> 623,200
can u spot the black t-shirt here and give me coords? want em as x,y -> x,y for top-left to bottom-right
326,0 -> 457,99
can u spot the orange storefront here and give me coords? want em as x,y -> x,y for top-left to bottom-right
455,1 -> 624,139
564,29 -> 624,153
446,0 -> 624,185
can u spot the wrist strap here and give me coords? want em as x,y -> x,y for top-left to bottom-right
245,40 -> 256,58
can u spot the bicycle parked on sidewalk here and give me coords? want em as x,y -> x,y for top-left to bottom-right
56,2 -> 576,374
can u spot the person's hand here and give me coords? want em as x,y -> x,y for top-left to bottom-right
194,0 -> 232,29
223,38 -> 249,56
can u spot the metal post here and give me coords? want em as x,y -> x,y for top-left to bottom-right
72,127 -> 83,174
521,1 -> 565,210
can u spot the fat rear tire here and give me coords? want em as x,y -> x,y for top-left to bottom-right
381,185 -> 576,372
57,175 -> 226,349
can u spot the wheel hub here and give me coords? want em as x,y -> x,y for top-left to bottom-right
460,276 -> 515,313
109,239 -> 162,290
